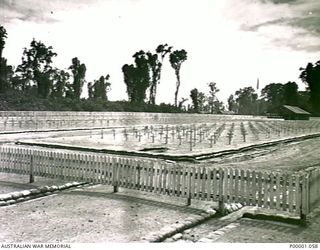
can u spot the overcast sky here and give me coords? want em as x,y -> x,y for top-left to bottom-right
1,0 -> 320,105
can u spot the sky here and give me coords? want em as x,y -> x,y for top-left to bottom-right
1,0 -> 320,106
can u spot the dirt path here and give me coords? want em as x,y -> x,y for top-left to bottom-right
0,180 -> 214,243
213,206 -> 320,243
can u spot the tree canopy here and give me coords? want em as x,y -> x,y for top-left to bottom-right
0,26 -> 13,94
0,26 -> 8,59
122,51 -> 150,103
300,61 -> 320,115
16,39 -> 57,98
234,87 -> 258,115
147,44 -> 172,105
91,74 -> 111,100
169,49 -> 187,107
68,57 -> 86,99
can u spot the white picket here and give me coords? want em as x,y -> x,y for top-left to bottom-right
163,164 -> 168,195
191,167 -> 197,199
240,169 -> 245,204
76,153 -> 81,181
229,168 -> 234,203
200,167 -> 206,200
251,170 -> 257,206
282,174 -> 288,211
275,173 -> 281,210
195,167 -> 201,199
288,174 -> 294,212
269,172 -> 275,209
263,172 -> 269,208
172,164 -> 177,196
234,169 -> 239,203
245,170 -> 251,205
206,168 -> 211,201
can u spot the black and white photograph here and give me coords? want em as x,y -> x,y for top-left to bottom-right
0,0 -> 320,249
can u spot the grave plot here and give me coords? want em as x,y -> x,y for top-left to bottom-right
0,111 -> 282,133
17,119 -> 320,160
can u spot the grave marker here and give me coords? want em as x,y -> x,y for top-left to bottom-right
209,135 -> 214,148
112,129 -> 116,139
150,133 -> 155,143
137,132 -> 143,142
177,134 -> 183,146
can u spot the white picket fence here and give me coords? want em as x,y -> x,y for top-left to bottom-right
0,146 -> 318,218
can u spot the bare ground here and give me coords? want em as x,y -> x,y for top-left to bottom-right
0,173 -> 215,243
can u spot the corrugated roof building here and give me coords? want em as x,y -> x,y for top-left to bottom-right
281,105 -> 311,120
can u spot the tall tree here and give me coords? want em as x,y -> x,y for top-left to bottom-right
198,91 -> 206,112
211,100 -> 225,113
147,44 -> 172,105
169,49 -> 187,107
122,50 -> 150,103
87,82 -> 94,99
283,81 -> 299,106
51,69 -> 70,98
0,26 -> 7,60
0,58 -> 13,93
234,87 -> 258,115
300,61 -> 320,114
190,88 -> 199,113
0,26 -> 14,93
16,39 -> 57,98
227,94 -> 238,113
68,57 -> 86,99
260,83 -> 284,111
207,82 -> 220,113
297,91 -> 311,112
92,74 -> 111,100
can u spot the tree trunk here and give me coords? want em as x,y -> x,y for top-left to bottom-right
174,70 -> 180,107
149,84 -> 155,105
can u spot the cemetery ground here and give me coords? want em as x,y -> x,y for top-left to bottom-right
0,172 -> 216,243
1,134 -> 320,243
13,120 -> 320,160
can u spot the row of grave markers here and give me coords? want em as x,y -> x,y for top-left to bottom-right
87,120 -> 320,151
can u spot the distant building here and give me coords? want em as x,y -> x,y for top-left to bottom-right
281,105 -> 311,120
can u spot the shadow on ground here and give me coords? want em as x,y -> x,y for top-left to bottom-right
65,190 -> 206,215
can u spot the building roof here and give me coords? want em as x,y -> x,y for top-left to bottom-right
283,105 -> 311,115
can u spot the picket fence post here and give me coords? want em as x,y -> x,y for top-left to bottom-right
29,152 -> 34,183
218,168 -> 225,214
300,173 -> 309,221
187,168 -> 192,206
112,158 -> 118,193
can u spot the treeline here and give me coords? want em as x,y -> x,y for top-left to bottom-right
0,25 -> 319,115
0,26 -> 188,113
226,77 -> 320,116
0,26 -> 112,103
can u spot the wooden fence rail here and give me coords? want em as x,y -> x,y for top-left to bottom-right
0,146 -> 314,219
